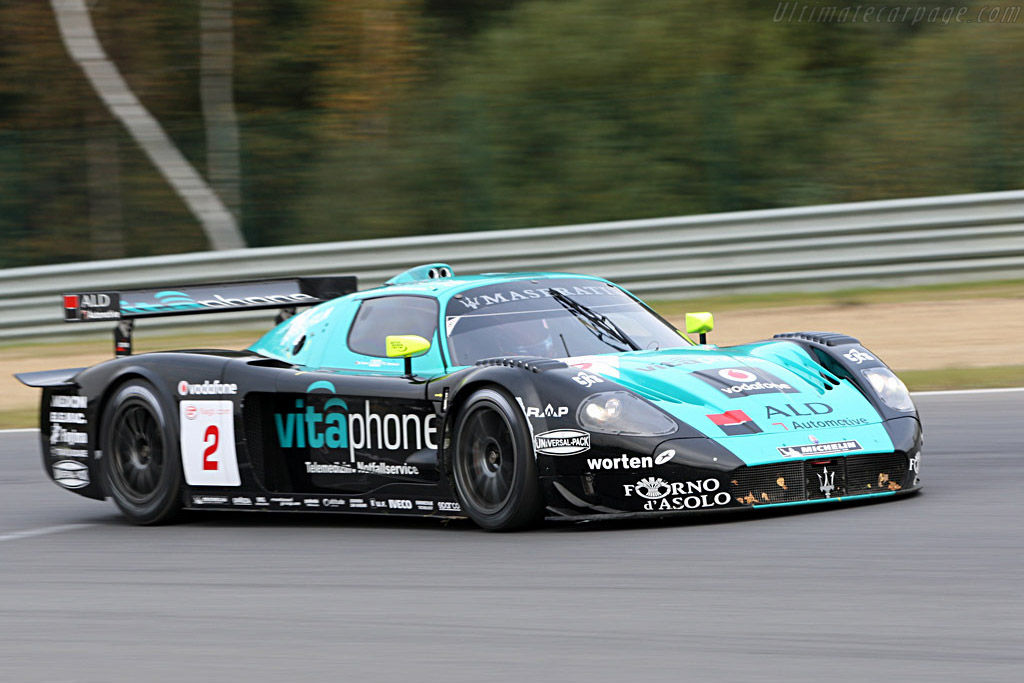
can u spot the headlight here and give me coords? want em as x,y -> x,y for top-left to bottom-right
576,391 -> 678,436
861,367 -> 915,412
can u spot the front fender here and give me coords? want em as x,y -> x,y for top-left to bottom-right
430,357 -> 707,484
756,332 -> 921,423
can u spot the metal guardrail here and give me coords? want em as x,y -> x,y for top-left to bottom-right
3,189 -> 1024,342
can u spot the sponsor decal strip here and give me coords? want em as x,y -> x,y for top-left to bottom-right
53,460 -> 90,489
63,292 -> 120,321
187,494 -> 461,513
777,440 -> 862,457
274,396 -> 438,462
534,429 -> 591,456
706,410 -> 762,436
180,400 -> 241,487
585,450 -> 676,471
178,380 -> 237,396
453,285 -> 622,312
525,404 -> 569,418
305,461 -> 420,476
623,476 -> 731,512
694,367 -> 799,398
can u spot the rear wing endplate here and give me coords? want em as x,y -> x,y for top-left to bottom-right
14,367 -> 86,388
62,275 -> 357,356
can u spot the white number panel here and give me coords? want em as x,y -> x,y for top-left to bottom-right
179,400 -> 241,486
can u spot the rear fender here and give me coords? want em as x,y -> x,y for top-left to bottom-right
21,369 -> 107,501
25,354 -> 234,501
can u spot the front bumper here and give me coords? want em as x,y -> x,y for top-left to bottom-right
544,484 -> 922,522
540,415 -> 923,517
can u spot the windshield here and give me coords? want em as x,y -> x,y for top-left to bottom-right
444,278 -> 689,366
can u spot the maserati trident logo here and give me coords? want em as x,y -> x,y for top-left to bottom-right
818,466 -> 835,498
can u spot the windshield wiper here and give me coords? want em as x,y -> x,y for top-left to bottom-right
547,289 -> 641,352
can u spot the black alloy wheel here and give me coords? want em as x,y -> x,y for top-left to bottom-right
102,380 -> 182,524
451,388 -> 543,531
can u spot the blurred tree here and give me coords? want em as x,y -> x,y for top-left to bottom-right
297,0 -> 881,239
54,0 -> 244,249
829,10 -> 1024,199
201,0 -> 242,221
1,0 -> 1022,266
422,0 -> 524,39
0,2 -> 96,267
310,0 -> 424,141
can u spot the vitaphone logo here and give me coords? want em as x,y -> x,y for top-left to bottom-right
274,381 -> 438,461
121,289 -> 316,315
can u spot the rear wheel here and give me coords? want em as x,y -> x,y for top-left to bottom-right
451,388 -> 544,531
101,380 -> 182,524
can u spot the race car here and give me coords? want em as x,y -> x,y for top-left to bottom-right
16,264 -> 922,530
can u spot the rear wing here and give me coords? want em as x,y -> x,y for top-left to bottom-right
62,275 -> 357,356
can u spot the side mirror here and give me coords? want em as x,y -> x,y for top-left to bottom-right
385,334 -> 431,376
685,312 -> 714,344
385,334 -> 431,358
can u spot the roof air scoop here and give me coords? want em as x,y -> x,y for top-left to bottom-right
385,263 -> 455,285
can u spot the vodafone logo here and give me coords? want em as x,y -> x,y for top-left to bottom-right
718,368 -> 757,382
695,367 -> 799,398
185,404 -> 198,420
177,379 -> 237,396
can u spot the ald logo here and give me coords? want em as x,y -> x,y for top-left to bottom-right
274,382 -> 438,462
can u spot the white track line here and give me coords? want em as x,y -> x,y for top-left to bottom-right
912,387 -> 1024,397
0,523 -> 94,544
0,428 -> 38,434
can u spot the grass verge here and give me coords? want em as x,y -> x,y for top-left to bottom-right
648,278 -> 1024,315
0,408 -> 38,431
0,330 -> 262,357
900,365 -> 1024,392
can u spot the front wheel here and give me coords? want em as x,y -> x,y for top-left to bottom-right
450,388 -> 544,531
101,380 -> 182,524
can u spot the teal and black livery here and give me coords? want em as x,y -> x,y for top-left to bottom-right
16,264 -> 922,531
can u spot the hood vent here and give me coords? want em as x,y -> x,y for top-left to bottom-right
774,331 -> 860,347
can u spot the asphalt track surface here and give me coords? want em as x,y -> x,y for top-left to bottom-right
1,391 -> 1021,682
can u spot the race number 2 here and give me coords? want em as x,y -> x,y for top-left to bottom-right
203,425 -> 219,470
179,400 -> 240,486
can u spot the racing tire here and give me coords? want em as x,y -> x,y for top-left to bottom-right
101,380 -> 182,525
450,388 -> 544,531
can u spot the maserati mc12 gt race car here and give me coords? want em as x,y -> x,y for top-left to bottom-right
16,264 -> 922,530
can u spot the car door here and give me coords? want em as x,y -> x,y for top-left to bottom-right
259,294 -> 445,497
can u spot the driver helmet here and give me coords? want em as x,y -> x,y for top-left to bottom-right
506,316 -> 556,358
